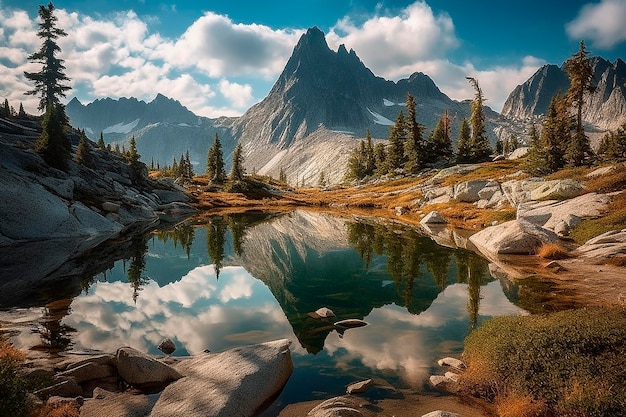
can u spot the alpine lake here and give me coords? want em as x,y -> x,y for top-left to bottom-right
0,210 -> 529,414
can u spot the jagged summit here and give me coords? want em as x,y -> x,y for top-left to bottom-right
502,56 -> 626,131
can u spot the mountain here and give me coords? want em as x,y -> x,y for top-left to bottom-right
67,94 -> 237,173
502,57 -> 626,132
67,27 -> 513,185
228,26 -> 510,184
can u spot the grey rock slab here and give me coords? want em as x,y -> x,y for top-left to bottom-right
57,362 -> 115,384
529,179 -> 583,201
80,388 -> 156,417
346,379 -> 374,394
116,347 -> 183,390
454,180 -> 490,203
420,211 -> 447,225
34,378 -> 82,400
150,339 -> 294,417
421,411 -> 462,417
437,357 -> 466,371
469,220 -> 560,255
307,397 -> 365,417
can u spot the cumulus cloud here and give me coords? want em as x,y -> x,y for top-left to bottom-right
566,0 -> 626,49
327,1 -> 458,79
218,79 -> 254,109
165,12 -> 302,79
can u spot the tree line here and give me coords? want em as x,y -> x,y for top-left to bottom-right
345,77 -> 492,181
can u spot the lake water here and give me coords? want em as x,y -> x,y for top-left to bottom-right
1,210 -> 526,412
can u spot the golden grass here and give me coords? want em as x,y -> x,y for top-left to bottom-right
583,163 -> 626,194
29,402 -> 80,417
536,243 -> 571,260
0,340 -> 25,363
496,394 -> 549,417
570,192 -> 626,244
441,159 -> 526,186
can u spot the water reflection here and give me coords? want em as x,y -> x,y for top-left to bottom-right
8,210 -> 526,404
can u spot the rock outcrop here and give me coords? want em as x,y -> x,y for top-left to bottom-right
116,347 -> 183,391
469,220 -> 560,256
150,339 -> 294,417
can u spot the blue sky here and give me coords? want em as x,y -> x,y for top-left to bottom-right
1,0 -> 626,117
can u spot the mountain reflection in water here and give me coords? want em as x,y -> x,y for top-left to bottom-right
22,211 -> 527,406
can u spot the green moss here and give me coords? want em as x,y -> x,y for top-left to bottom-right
462,307 -> 626,416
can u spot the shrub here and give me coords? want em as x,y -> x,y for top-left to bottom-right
0,340 -> 27,417
461,307 -> 626,416
536,243 -> 570,260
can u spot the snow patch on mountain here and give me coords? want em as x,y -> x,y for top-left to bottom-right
367,108 -> 394,126
383,99 -> 399,106
102,118 -> 140,134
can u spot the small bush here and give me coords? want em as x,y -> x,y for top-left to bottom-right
461,307 -> 626,417
536,243 -> 570,260
31,402 -> 80,417
0,340 -> 27,417
496,393 -> 548,417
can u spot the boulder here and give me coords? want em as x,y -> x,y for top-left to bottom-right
346,379 -> 374,394
34,378 -> 82,399
575,229 -> 626,259
507,146 -> 529,160
116,347 -> 183,390
423,185 -> 454,205
313,307 -> 336,318
158,338 -> 176,355
334,319 -> 368,328
437,357 -> 466,371
150,339 -> 293,417
477,180 -> 501,201
453,180 -> 490,203
429,375 -> 459,393
308,397 -> 364,417
518,193 -> 610,231
421,211 -> 447,225
469,220 -> 560,255
424,165 -> 482,186
80,388 -> 156,417
56,362 -> 115,384
421,411 -> 462,417
586,165 -> 614,178
529,179 -> 583,201
102,202 -> 121,213
500,178 -> 546,206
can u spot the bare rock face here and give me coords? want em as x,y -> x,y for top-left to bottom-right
469,220 -> 560,255
575,229 -> 626,259
150,339 -> 294,417
116,347 -> 183,391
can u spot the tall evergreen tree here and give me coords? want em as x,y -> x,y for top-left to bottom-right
184,150 -> 194,179
364,129 -> 375,176
206,133 -> 226,183
229,143 -> 245,181
345,144 -> 365,181
24,2 -> 71,114
455,118 -> 472,164
1,99 -> 10,118
403,92 -> 425,173
75,135 -> 91,166
171,156 -> 179,177
466,77 -> 492,162
126,136 -> 140,167
97,132 -> 105,150
35,104 -> 70,169
18,103 -> 26,118
386,111 -> 407,174
426,110 -> 453,163
564,40 -> 594,166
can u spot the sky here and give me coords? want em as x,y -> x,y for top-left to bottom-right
1,0 -> 626,118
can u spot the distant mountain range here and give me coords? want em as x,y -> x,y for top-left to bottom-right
66,27 -> 626,185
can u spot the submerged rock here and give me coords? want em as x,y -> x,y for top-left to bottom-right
157,338 -> 176,355
334,319 -> 368,328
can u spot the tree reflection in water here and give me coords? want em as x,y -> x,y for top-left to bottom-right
346,220 -> 490,322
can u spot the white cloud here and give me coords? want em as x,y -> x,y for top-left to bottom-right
327,1 -> 458,79
164,12 -> 303,79
566,0 -> 626,49
219,79 -> 254,109
325,1 -> 543,111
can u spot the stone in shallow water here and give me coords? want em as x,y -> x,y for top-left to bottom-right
157,338 -> 176,355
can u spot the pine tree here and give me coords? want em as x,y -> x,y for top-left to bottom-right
364,129 -> 375,176
386,111 -> 407,174
35,104 -> 70,169
318,171 -> 326,188
455,118 -> 472,163
126,136 -> 140,166
229,143 -> 245,181
206,133 -> 226,183
426,110 -> 453,163
373,142 -> 387,177
466,77 -> 492,162
97,132 -> 105,150
171,157 -> 179,177
184,150 -> 194,179
403,93 -> 425,173
345,144 -> 365,181
18,103 -> 26,118
564,40 -> 594,166
24,2 -> 71,114
597,123 -> 626,162
75,135 -> 91,166
279,167 -> 287,182
1,99 -> 9,118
